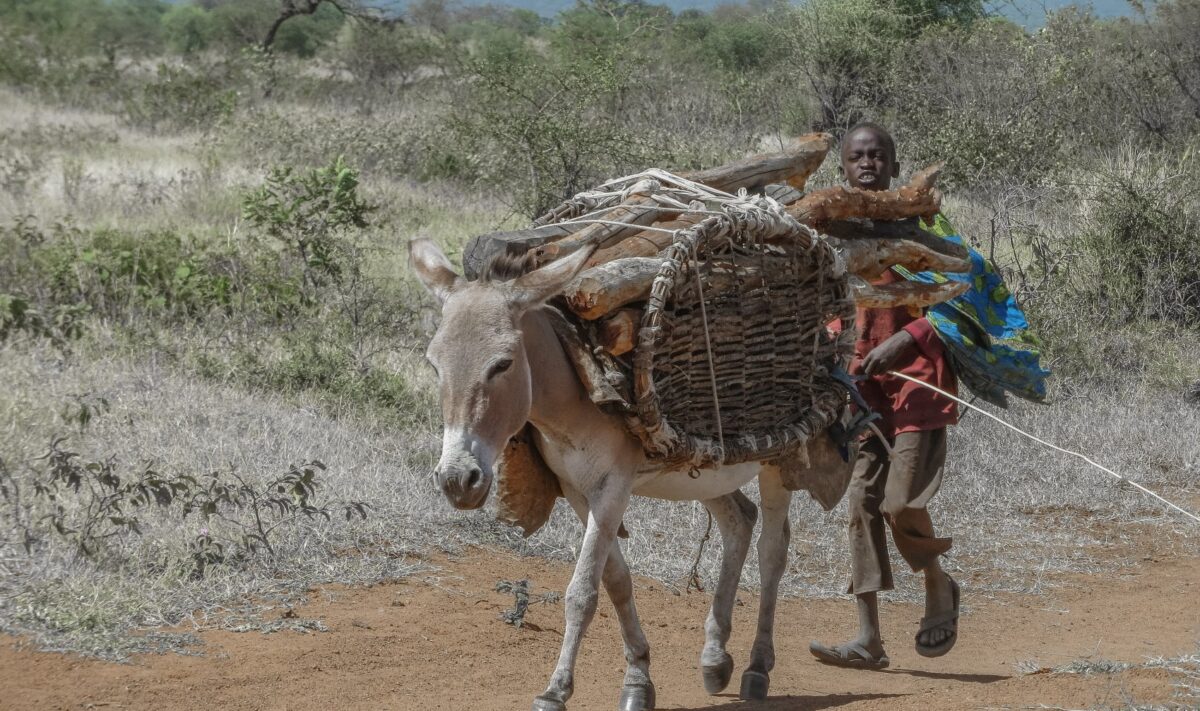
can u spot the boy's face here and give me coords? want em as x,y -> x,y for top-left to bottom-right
841,128 -> 899,191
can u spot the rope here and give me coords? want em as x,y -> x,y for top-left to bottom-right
550,218 -> 684,235
683,509 -> 713,593
887,370 -> 1200,526
865,421 -> 895,458
691,241 -> 725,460
599,168 -> 739,201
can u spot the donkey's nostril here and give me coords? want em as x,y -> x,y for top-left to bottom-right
465,467 -> 482,490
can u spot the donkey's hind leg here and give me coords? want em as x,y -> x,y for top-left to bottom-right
741,467 -> 793,701
699,491 -> 758,694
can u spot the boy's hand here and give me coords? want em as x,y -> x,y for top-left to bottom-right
860,330 -> 916,376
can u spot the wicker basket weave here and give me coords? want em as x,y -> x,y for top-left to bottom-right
628,199 -> 856,468
527,186 -> 856,469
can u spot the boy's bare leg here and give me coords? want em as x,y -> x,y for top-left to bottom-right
854,592 -> 886,657
810,436 -> 892,666
920,557 -> 956,648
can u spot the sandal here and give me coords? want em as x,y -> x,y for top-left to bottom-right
809,640 -> 891,670
915,574 -> 960,658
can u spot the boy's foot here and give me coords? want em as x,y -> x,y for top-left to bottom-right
808,640 -> 890,670
916,573 -> 959,657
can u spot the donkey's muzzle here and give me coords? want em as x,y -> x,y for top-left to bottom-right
437,462 -> 490,510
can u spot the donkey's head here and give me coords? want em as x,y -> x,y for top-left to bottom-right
409,239 -> 592,510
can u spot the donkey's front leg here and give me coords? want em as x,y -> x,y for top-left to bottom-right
533,481 -> 632,711
699,491 -> 757,694
741,468 -> 792,701
559,484 -> 654,711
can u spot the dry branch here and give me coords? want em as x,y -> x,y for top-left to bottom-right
597,308 -> 641,356
849,277 -> 969,310
686,133 -> 832,193
565,257 -> 664,319
534,195 -> 675,264
788,163 -> 943,225
585,210 -> 707,267
462,223 -> 577,280
828,236 -> 970,279
819,217 -> 968,262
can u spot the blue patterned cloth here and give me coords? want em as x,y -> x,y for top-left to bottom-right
892,213 -> 1050,408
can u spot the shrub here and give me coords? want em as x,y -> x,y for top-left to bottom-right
446,33 -> 655,218
162,4 -> 216,55
1066,149 -> 1200,325
4,434 -> 369,574
122,62 -> 238,131
241,155 -> 375,293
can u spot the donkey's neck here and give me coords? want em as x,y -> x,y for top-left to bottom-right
518,308 -> 638,463
519,308 -> 590,435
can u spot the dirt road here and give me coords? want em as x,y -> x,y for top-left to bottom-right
4,549 -> 1198,710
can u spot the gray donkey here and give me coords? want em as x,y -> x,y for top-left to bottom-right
410,238 -> 849,711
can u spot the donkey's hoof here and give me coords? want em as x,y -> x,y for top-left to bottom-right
739,670 -> 770,701
532,695 -> 567,711
701,653 -> 734,694
618,682 -> 656,711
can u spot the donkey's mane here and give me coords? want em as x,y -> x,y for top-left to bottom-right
479,244 -> 540,283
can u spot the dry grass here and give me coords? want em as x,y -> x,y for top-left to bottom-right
1,85 -> 1198,664
1013,645 -> 1200,710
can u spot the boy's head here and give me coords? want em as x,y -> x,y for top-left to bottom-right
840,122 -> 899,191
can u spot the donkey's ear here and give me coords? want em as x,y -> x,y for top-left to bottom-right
508,245 -> 596,312
409,238 -> 463,305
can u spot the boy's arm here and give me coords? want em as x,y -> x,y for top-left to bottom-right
902,317 -> 945,362
861,316 -> 944,375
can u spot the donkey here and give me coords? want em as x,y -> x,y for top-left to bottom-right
410,238 -> 837,711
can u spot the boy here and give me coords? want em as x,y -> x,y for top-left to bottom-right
809,122 -> 960,669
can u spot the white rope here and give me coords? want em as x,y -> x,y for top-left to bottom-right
549,218 -> 684,235
598,168 -> 739,201
887,370 -> 1200,525
866,421 -> 895,458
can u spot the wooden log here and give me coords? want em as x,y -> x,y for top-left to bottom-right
827,235 -> 970,279
686,133 -> 832,193
534,195 -> 677,265
597,308 -> 641,356
787,163 -> 942,226
849,276 -> 969,310
585,209 -> 707,267
462,223 -> 577,281
466,139 -> 832,276
565,257 -> 665,320
908,162 -> 944,191
820,217 -> 968,262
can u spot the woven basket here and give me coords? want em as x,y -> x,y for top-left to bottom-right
628,200 -> 856,468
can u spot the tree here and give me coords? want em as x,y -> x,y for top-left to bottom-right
163,4 -> 215,54
260,0 -> 400,52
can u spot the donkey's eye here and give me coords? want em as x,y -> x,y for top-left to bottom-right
487,358 -> 514,380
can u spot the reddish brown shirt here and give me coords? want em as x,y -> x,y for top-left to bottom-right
837,270 -> 959,436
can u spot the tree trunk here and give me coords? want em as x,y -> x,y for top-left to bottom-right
534,195 -> 675,264
585,211 -> 707,267
565,258 -> 665,320
788,164 -> 943,226
685,132 -> 832,193
597,308 -> 641,356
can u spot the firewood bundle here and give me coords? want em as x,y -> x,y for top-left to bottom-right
464,134 -> 972,469
465,134 -> 969,346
